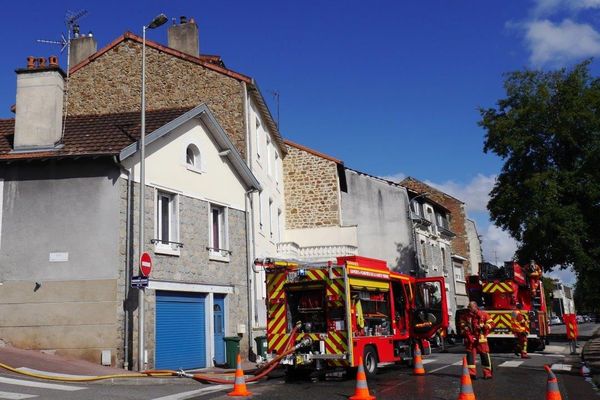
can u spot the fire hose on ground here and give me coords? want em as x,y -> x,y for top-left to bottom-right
0,326 -> 307,384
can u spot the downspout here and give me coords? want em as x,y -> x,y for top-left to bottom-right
113,156 -> 133,370
243,82 -> 257,355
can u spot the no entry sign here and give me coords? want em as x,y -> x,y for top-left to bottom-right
140,252 -> 153,277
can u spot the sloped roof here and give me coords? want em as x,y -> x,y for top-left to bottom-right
284,139 -> 343,165
69,31 -> 286,155
0,108 -> 187,161
0,105 -> 261,190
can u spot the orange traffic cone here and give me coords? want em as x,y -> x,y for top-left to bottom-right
544,365 -> 562,400
227,353 -> 252,397
458,356 -> 476,400
349,356 -> 376,400
413,345 -> 426,375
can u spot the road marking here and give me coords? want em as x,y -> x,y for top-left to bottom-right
149,384 -> 231,400
0,377 -> 85,391
0,391 -> 37,399
499,360 -> 524,367
551,364 -> 572,371
422,359 -> 437,364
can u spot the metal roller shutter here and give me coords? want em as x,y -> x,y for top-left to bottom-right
156,291 -> 206,370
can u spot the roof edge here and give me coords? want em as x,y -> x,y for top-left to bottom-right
119,104 -> 261,191
70,31 -> 252,84
284,139 -> 343,165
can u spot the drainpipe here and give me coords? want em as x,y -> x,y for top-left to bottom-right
243,82 -> 258,356
245,187 -> 258,356
113,156 -> 133,370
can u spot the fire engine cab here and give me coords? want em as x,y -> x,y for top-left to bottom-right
256,256 -> 448,378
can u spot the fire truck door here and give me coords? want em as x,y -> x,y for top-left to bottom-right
412,277 -> 449,339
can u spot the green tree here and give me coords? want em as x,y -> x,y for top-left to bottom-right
479,61 -> 600,311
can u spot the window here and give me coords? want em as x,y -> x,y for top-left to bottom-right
209,204 -> 229,261
411,200 -> 422,216
185,144 -> 202,173
277,209 -> 282,242
274,152 -> 280,184
266,137 -> 272,176
155,190 -> 179,255
454,263 -> 465,281
255,117 -> 261,159
268,198 -> 274,238
258,191 -> 263,231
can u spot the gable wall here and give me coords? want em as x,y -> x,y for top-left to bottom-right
67,40 -> 247,159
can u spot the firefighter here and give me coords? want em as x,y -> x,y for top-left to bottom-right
527,260 -> 542,297
460,301 -> 494,380
512,303 -> 530,359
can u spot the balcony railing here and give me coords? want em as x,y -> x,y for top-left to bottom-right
277,242 -> 358,261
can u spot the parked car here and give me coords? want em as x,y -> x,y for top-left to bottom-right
576,315 -> 586,323
550,316 -> 562,325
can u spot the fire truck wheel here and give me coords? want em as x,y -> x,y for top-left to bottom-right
363,346 -> 379,377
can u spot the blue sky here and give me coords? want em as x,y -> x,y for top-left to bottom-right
3,0 -> 597,284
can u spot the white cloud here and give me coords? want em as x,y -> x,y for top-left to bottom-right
525,19 -> 600,66
548,268 -> 577,285
534,0 -> 600,15
481,224 -> 519,265
424,174 -> 496,214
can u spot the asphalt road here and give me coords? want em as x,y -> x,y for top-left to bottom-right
0,341 -> 597,399
550,322 -> 599,338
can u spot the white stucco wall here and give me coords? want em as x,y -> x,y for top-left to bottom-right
123,118 -> 247,211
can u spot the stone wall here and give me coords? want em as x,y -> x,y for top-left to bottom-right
67,40 -> 247,159
118,178 -> 249,369
283,144 -> 341,229
401,177 -> 472,275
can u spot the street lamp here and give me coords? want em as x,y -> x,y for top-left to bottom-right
138,12 -> 168,372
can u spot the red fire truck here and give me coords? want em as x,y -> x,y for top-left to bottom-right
460,261 -> 549,352
256,256 -> 448,378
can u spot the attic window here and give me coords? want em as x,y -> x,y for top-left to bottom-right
186,144 -> 203,173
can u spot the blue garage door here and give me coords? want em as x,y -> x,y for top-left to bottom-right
156,291 -> 206,370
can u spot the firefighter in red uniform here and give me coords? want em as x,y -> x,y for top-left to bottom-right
512,303 -> 530,358
460,301 -> 494,379
527,260 -> 542,297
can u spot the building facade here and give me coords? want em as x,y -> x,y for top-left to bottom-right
0,59 -> 259,369
65,18 -> 287,350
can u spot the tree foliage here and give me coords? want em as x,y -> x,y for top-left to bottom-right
479,61 -> 600,311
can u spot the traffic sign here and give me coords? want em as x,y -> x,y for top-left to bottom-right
140,252 -> 152,277
131,275 -> 149,288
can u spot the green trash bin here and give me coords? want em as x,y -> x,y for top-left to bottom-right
224,336 -> 242,368
254,335 -> 267,359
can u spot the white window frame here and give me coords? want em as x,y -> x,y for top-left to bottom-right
258,191 -> 264,232
209,203 -> 230,262
268,198 -> 274,239
454,263 -> 465,282
277,208 -> 282,243
274,151 -> 280,185
266,136 -> 272,177
255,116 -> 262,160
185,143 -> 204,174
154,189 -> 180,256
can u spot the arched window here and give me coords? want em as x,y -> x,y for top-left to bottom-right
186,144 -> 200,169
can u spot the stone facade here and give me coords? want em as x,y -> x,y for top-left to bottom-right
401,177 -> 471,275
117,178 -> 249,369
283,143 -> 341,229
67,40 -> 247,159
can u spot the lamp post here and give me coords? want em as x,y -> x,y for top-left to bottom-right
138,12 -> 168,372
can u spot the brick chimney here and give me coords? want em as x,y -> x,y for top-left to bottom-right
69,25 -> 97,67
14,56 -> 65,150
168,16 -> 199,57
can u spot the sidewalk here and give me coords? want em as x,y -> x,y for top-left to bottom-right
582,326 -> 600,386
0,343 -> 257,385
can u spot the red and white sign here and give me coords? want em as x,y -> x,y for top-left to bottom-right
140,252 -> 153,277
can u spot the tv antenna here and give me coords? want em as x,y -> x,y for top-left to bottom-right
36,9 -> 89,142
270,90 -> 280,129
